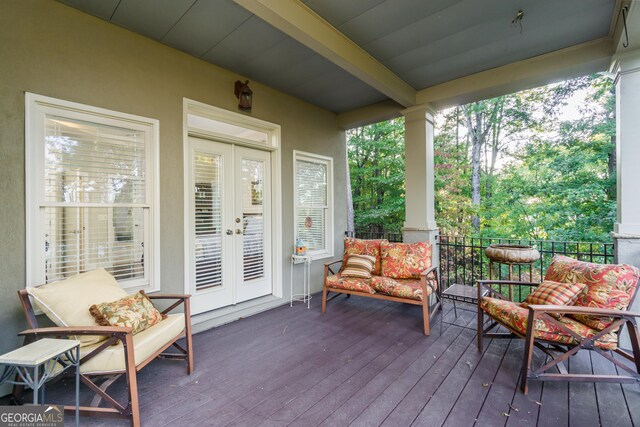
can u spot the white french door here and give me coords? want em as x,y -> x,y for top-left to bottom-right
188,137 -> 272,314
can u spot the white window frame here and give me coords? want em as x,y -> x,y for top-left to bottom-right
293,150 -> 334,260
25,93 -> 160,292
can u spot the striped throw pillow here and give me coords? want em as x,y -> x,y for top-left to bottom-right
523,280 -> 586,317
342,254 -> 376,279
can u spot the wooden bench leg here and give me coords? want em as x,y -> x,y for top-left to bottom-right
422,298 -> 430,336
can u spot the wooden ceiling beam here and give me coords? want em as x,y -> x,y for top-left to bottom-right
233,0 -> 416,107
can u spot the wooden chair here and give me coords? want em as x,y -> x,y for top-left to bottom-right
14,272 -> 193,427
477,256 -> 640,394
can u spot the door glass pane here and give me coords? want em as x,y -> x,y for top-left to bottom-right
242,158 -> 265,281
194,152 -> 222,290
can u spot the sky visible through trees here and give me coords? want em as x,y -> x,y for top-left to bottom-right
347,73 -> 616,243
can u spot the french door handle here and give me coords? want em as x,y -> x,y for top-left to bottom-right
226,229 -> 233,235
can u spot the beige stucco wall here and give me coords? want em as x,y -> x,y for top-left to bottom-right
0,0 -> 347,362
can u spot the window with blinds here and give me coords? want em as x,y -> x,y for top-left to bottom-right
26,94 -> 158,290
294,151 -> 333,259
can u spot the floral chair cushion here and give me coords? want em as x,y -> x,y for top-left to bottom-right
343,238 -> 387,276
380,241 -> 432,279
480,297 -> 618,350
544,256 -> 640,331
371,276 -> 434,301
89,291 -> 166,335
325,273 -> 375,294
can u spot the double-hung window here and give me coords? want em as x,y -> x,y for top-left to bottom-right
26,94 -> 159,291
293,150 -> 333,260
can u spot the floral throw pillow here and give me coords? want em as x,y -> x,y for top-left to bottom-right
381,241 -> 432,279
89,291 -> 166,335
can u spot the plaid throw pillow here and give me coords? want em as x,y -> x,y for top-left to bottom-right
523,280 -> 586,317
342,254 -> 376,279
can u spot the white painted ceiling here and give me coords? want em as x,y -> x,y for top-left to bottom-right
58,0 -> 616,113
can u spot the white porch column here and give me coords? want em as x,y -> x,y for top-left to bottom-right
401,104 -> 439,252
612,53 -> 640,268
612,52 -> 640,347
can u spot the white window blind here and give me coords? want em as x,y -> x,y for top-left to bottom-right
294,152 -> 333,258
193,151 -> 223,290
26,94 -> 159,290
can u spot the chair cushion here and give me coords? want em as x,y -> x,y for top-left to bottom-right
342,254 -> 376,279
325,273 -> 375,294
89,291 -> 166,335
371,276 -> 434,301
54,313 -> 185,375
380,241 -> 432,279
343,238 -> 386,276
27,269 -> 128,346
545,256 -> 640,331
480,297 -> 618,350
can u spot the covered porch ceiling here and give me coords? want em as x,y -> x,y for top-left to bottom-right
59,0 -> 634,127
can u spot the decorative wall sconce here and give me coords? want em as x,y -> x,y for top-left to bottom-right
234,80 -> 253,112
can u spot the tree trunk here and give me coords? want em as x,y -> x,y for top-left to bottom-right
465,109 -> 484,232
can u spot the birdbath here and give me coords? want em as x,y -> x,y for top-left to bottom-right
485,244 -> 540,300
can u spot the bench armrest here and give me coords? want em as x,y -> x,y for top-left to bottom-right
324,259 -> 343,277
324,259 -> 343,268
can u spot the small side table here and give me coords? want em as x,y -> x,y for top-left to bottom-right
290,254 -> 312,308
0,338 -> 80,426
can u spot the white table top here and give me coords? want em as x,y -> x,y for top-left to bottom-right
0,338 -> 80,367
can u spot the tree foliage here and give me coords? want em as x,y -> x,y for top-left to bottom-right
347,74 -> 616,242
347,119 -> 405,232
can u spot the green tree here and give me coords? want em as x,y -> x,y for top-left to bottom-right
347,119 -> 405,232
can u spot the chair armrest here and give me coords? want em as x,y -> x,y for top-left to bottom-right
477,280 -> 540,287
526,304 -> 640,318
146,294 -> 191,315
146,293 -> 191,300
18,326 -> 132,337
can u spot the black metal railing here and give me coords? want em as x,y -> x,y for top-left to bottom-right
438,236 -> 614,298
345,230 -> 404,242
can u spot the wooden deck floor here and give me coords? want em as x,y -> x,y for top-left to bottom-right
30,294 -> 640,426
